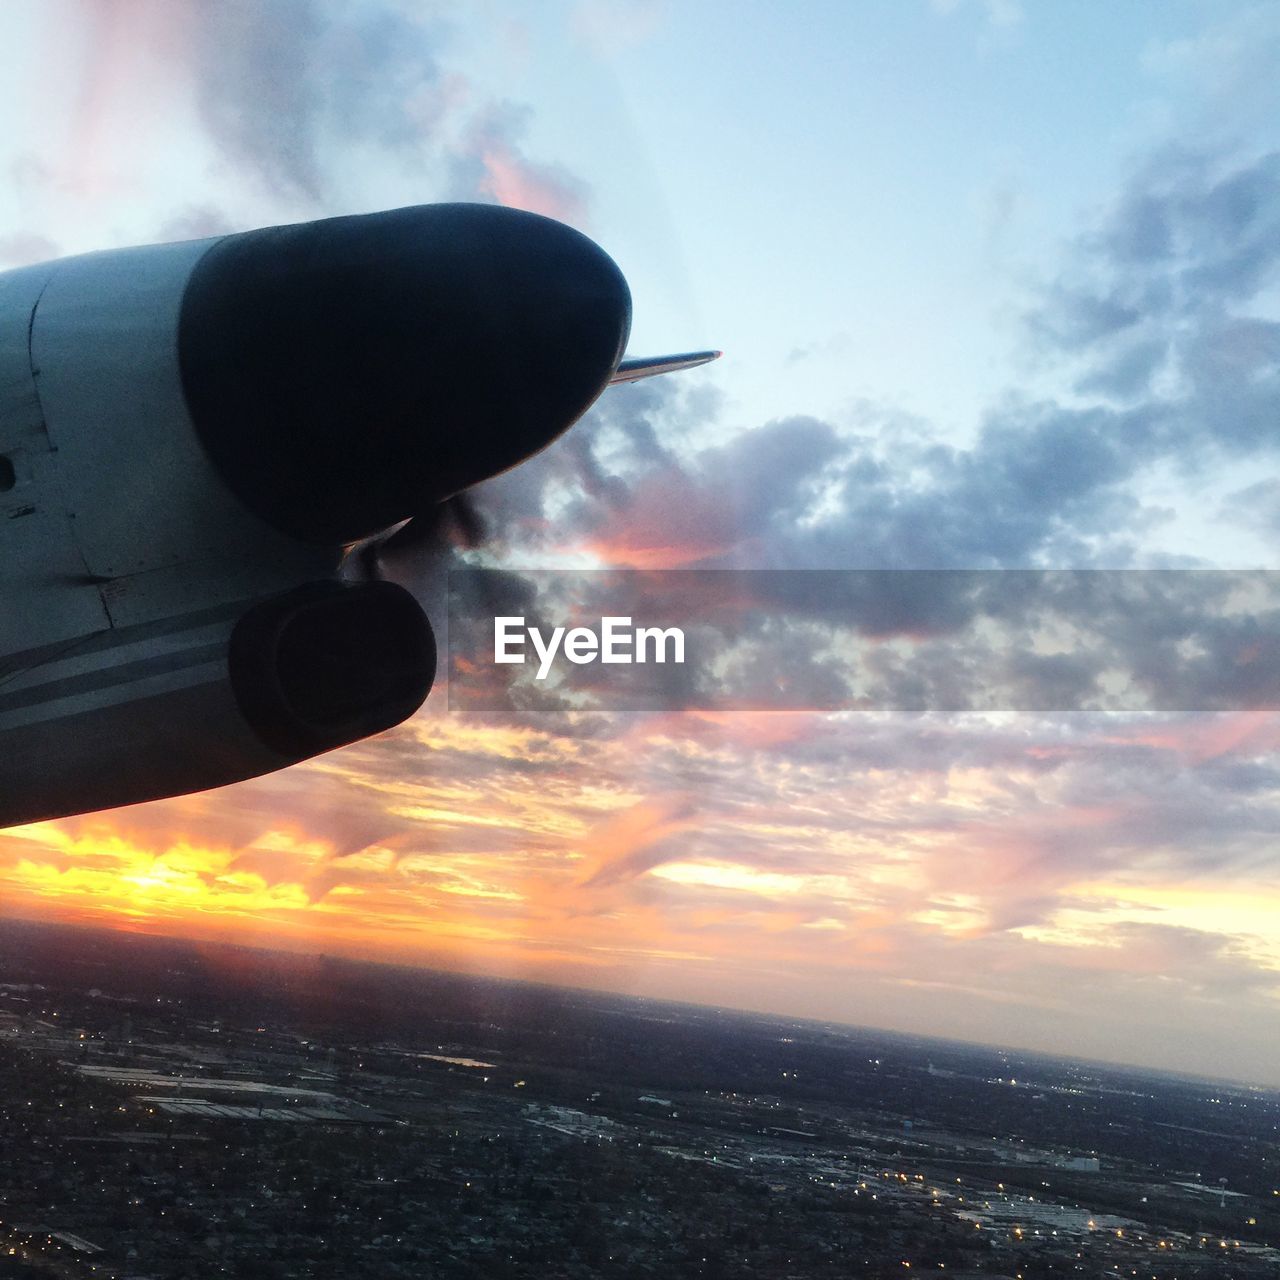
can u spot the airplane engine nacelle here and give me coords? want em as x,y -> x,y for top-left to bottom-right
0,581 -> 435,828
23,203 -> 631,578
229,581 -> 436,760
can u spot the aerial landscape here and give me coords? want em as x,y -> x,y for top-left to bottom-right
1,919 -> 1277,1278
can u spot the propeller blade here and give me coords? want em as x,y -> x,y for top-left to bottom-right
608,350 -> 721,385
369,494 -> 487,580
377,512 -> 444,561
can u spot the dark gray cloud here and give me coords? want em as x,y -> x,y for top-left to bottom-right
182,0 -> 445,202
139,0 -> 589,224
1220,477 -> 1280,540
468,383 -> 1163,574
1028,149 -> 1280,457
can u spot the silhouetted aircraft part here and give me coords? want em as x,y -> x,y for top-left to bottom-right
374,494 -> 487,569
0,202 -> 717,828
0,582 -> 436,827
228,581 -> 436,759
608,350 -> 722,384
350,492 -> 487,587
179,203 -> 634,545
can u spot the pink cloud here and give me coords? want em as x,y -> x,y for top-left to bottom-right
1106,711 -> 1280,763
478,144 -> 588,225
580,467 -> 742,567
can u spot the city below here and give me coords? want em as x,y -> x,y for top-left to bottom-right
0,917 -> 1275,1278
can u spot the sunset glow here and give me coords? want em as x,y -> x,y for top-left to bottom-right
3,0 -> 1280,1089
4,699 -> 1278,1081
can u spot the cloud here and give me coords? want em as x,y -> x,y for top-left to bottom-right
173,0 -> 593,223
469,376 -> 1154,577
154,204 -> 238,242
1027,149 -> 1280,460
31,0 -> 592,237
9,691 -> 1280,1079
577,795 -> 700,887
571,0 -> 668,55
170,0 -> 446,202
0,232 -> 60,267
450,564 -> 1280,719
450,103 -> 589,225
930,0 -> 1024,32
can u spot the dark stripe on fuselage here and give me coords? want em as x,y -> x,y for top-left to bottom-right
0,641 -> 226,717
0,598 -> 256,686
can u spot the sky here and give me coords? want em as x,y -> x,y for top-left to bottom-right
2,0 -> 1280,1085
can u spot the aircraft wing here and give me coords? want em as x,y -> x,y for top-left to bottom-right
608,350 -> 721,385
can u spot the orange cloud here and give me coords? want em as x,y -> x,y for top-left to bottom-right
3,702 -> 1280,1083
576,794 -> 699,887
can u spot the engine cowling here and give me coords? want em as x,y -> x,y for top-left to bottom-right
0,582 -> 435,828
